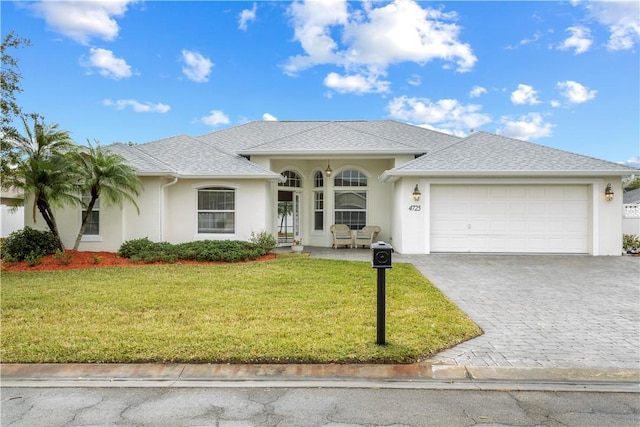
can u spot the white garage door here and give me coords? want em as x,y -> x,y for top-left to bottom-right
430,185 -> 589,253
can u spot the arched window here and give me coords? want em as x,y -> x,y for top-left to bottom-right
314,171 -> 324,188
197,187 -> 235,234
279,170 -> 302,187
334,169 -> 367,230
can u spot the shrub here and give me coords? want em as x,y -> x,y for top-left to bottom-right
117,238 -> 157,258
2,227 -> 59,261
25,253 -> 43,267
54,250 -> 73,265
623,234 -> 640,254
249,231 -> 277,255
118,238 -> 267,263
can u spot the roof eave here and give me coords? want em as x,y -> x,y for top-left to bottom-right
381,169 -> 637,182
237,149 -> 422,156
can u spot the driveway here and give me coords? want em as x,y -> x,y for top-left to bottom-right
311,248 -> 640,370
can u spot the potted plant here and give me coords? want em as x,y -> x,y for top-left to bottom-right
291,238 -> 304,253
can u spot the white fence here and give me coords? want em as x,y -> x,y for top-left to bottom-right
623,204 -> 640,236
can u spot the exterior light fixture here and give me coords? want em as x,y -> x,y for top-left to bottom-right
325,162 -> 332,176
412,184 -> 421,202
605,183 -> 614,201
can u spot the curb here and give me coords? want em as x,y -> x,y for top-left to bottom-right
2,363 -> 639,392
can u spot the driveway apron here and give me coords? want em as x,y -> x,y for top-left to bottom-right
311,248 -> 640,370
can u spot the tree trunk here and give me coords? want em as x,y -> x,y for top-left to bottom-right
73,196 -> 98,251
36,197 -> 64,251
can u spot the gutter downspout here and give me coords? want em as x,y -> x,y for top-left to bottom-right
159,176 -> 178,241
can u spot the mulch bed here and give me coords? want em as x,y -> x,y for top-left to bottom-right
1,250 -> 276,273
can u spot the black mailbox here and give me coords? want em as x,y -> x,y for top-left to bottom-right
371,241 -> 393,269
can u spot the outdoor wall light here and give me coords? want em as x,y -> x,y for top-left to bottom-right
412,184 -> 421,202
325,162 -> 332,177
605,183 -> 614,201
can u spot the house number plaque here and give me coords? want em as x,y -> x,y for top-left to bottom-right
408,204 -> 421,211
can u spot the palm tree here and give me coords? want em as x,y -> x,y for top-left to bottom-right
2,113 -> 79,250
70,141 -> 142,250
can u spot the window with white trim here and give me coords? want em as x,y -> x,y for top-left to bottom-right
334,170 -> 367,230
279,170 -> 302,188
313,171 -> 324,231
197,187 -> 235,234
82,194 -> 100,235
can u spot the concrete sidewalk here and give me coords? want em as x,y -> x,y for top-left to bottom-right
2,363 -> 639,392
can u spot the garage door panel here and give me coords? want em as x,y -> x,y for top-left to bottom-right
431,185 -> 589,253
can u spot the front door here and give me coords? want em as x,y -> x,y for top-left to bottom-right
278,190 -> 301,245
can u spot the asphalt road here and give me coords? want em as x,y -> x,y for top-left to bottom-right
3,387 -> 639,426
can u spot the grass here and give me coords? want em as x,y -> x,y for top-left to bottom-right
0,257 -> 482,364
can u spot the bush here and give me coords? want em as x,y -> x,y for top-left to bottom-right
118,238 -> 267,263
1,227 -> 59,261
623,234 -> 640,254
117,237 -> 157,258
249,231 -> 277,255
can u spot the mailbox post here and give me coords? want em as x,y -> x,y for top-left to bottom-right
371,241 -> 393,345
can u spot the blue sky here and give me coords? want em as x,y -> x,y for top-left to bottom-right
3,0 -> 639,166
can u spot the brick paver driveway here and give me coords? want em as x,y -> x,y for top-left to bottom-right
407,254 -> 640,369
311,248 -> 640,370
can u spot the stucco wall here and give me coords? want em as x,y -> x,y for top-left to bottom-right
163,178 -> 273,243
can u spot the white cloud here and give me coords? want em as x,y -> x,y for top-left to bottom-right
623,156 -> 640,169
387,95 -> 491,136
81,48 -> 132,79
324,71 -> 390,94
263,113 -> 278,121
407,74 -> 421,86
557,80 -> 597,104
582,1 -> 640,50
181,50 -> 214,83
201,110 -> 230,126
469,86 -> 487,98
497,113 -> 553,140
239,3 -> 257,31
557,26 -> 592,54
511,84 -> 540,105
103,99 -> 170,113
285,0 -> 476,94
30,0 -> 134,45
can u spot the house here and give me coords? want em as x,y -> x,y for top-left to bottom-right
25,120 -> 638,255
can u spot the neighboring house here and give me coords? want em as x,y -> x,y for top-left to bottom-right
1,188 -> 24,238
24,120 -> 638,255
623,187 -> 640,236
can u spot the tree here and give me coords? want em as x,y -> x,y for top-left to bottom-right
2,114 -> 79,250
1,32 -> 31,180
71,141 -> 142,250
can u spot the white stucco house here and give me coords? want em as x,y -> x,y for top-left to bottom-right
25,120 -> 637,255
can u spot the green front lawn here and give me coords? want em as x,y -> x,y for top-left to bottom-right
1,257 -> 481,363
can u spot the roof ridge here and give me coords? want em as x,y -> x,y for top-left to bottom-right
232,121 -> 331,151
131,135 -> 204,172
339,120 -> 460,151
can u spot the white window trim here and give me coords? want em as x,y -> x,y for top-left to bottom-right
196,187 -> 236,235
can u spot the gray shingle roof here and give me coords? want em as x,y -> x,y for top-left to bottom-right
197,120 -> 459,155
385,131 -> 639,178
109,122 -> 637,180
107,135 -> 284,179
624,188 -> 640,204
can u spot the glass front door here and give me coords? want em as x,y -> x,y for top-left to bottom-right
278,191 -> 301,245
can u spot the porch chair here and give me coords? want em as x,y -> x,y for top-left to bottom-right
354,225 -> 381,248
330,224 -> 353,249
